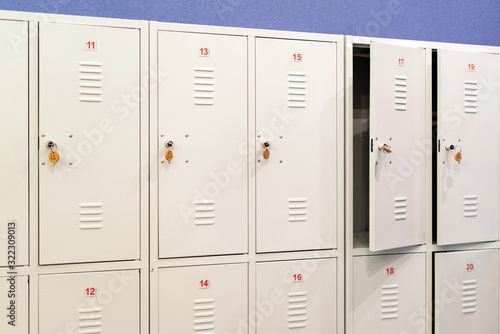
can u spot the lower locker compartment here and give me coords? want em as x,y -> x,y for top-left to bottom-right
39,270 -> 140,334
435,249 -> 499,334
159,263 -> 248,333
353,253 -> 426,334
256,258 -> 337,333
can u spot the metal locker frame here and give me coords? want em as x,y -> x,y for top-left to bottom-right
346,35 -> 500,334
150,22 -> 345,334
0,10 -> 150,334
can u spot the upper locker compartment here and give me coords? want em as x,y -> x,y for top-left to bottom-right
437,50 -> 499,245
0,20 -> 29,267
255,38 -> 337,253
369,42 -> 426,252
39,23 -> 141,264
158,32 -> 248,258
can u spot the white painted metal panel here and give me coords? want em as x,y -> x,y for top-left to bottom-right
437,50 -> 499,245
39,23 -> 141,264
0,275 -> 28,333
369,42 -> 426,252
353,253 -> 426,334
255,38 -> 337,253
159,263 -> 248,333
256,258 -> 337,333
39,270 -> 140,334
0,20 -> 28,267
435,249 -> 499,334
157,31 -> 248,258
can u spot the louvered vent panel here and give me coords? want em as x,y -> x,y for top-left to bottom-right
194,67 -> 215,106
79,61 -> 103,102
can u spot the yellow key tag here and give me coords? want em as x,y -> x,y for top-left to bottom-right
165,150 -> 173,162
49,151 -> 60,164
455,151 -> 462,162
263,149 -> 270,160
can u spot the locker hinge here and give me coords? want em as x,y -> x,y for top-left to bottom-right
371,139 -> 373,152
438,139 -> 440,152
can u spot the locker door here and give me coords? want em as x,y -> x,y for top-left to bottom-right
435,249 -> 499,334
256,38 -> 337,253
39,23 -> 140,264
158,32 -> 248,258
159,263 -> 248,333
369,42 -> 426,252
353,253 -> 425,334
39,270 -> 140,334
256,258 -> 337,333
0,20 -> 28,267
437,50 -> 499,245
0,275 -> 28,333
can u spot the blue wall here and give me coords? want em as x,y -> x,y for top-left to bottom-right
1,0 -> 499,46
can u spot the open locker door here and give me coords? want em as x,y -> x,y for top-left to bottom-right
369,42 -> 426,252
437,50 -> 499,245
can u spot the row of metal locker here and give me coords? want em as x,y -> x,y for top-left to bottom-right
0,10 -> 499,334
2,19 -> 499,267
0,19 -> 338,267
2,250 -> 497,333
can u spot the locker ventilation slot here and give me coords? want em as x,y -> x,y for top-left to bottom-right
394,197 -> 407,221
381,284 -> 399,320
463,195 -> 478,218
394,75 -> 407,111
193,298 -> 215,332
79,61 -> 103,102
194,67 -> 215,106
78,306 -> 103,334
462,279 -> 477,314
79,203 -> 104,229
464,80 -> 478,114
288,72 -> 307,108
194,200 -> 215,226
288,198 -> 307,222
288,291 -> 307,329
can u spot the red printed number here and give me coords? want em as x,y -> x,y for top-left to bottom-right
293,274 -> 302,282
85,287 -> 96,296
398,58 -> 404,66
386,267 -> 395,275
468,64 -> 475,71
466,263 -> 474,271
200,280 -> 209,288
293,54 -> 302,61
86,41 -> 96,50
200,48 -> 209,56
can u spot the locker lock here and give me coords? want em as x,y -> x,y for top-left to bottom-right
262,141 -> 271,160
46,140 -> 60,165
164,141 -> 174,162
445,144 -> 462,162
377,143 -> 392,154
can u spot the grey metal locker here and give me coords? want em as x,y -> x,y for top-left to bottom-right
39,270 -> 140,334
38,23 -> 141,264
157,31 -> 248,258
159,263 -> 248,333
435,249 -> 499,334
437,50 -> 499,245
256,258 -> 337,333
0,20 -> 29,267
255,38 -> 337,253
353,253 -> 425,334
